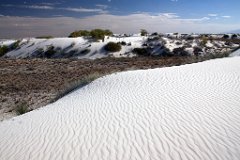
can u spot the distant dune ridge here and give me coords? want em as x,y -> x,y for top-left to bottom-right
1,33 -> 239,59
0,56 -> 240,160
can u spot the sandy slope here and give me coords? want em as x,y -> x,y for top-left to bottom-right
1,57 -> 240,160
230,48 -> 240,57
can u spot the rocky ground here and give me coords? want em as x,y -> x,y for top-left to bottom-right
0,56 -> 220,121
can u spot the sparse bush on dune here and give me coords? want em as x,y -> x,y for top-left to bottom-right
172,47 -> 189,56
120,41 -> 127,46
231,34 -> 238,39
45,46 -> 56,58
80,49 -> 91,55
15,102 -> 31,115
11,40 -> 21,50
105,42 -> 121,52
151,32 -> 158,36
69,29 -> 113,40
90,29 -> 113,40
54,72 -> 105,102
132,48 -> 150,56
0,45 -> 9,57
36,36 -> 53,39
193,46 -> 203,56
223,34 -> 230,39
69,30 -> 90,38
140,29 -> 148,36
200,36 -> 208,47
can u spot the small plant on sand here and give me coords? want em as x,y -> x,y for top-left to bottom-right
140,29 -> 148,36
0,45 -> 9,57
53,72 -> 105,102
80,49 -> 91,55
11,40 -> 21,50
105,42 -> 122,52
132,48 -> 150,56
45,46 -> 56,58
36,35 -> 53,39
15,102 -> 30,115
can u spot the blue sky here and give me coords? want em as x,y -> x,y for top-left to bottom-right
0,0 -> 240,38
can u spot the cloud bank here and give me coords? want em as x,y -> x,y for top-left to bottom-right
0,13 -> 238,38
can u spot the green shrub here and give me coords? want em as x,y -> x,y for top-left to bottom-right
45,46 -> 56,58
69,30 -> 90,38
54,72 -> 104,102
90,29 -> 113,40
15,102 -> 30,115
69,29 -> 113,39
132,48 -> 150,56
172,47 -> 189,56
80,49 -> 91,54
193,46 -> 203,56
223,34 -> 230,39
140,29 -> 148,36
231,34 -> 238,39
36,35 -> 53,39
200,37 -> 208,47
105,42 -> 121,52
0,45 -> 9,57
11,40 -> 21,50
120,41 -> 127,46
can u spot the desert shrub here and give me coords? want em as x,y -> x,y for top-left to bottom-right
54,72 -> 104,102
132,48 -> 150,56
15,102 -> 30,115
224,41 -> 232,46
151,32 -> 158,36
140,29 -> 148,36
0,45 -> 9,57
36,35 -> 53,39
90,29 -> 113,40
80,49 -> 91,54
200,37 -> 208,46
69,30 -> 90,38
205,52 -> 230,59
175,41 -> 182,45
127,43 -> 132,46
120,41 -> 127,46
186,36 -> 194,41
147,36 -> 160,42
193,46 -> 203,56
223,34 -> 230,39
45,46 -> 56,58
231,34 -> 238,39
172,47 -> 189,56
105,42 -> 121,52
11,40 -> 21,50
161,48 -> 172,57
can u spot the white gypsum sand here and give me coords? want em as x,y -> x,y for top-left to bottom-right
0,57 -> 240,160
230,48 -> 240,57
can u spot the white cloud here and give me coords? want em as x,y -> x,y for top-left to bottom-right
62,7 -> 105,13
95,4 -> 109,9
26,5 -> 54,10
160,13 -> 179,18
222,16 -> 231,18
1,4 -> 108,14
208,14 -> 218,17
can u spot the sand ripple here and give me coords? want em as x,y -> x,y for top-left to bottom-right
1,57 -> 240,160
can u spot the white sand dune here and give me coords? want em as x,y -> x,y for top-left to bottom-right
1,57 -> 240,160
230,48 -> 240,57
